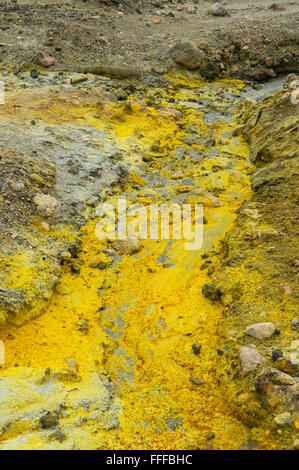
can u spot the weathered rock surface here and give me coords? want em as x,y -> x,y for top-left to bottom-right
245,322 -> 276,340
33,193 -> 61,220
0,368 -> 119,449
274,412 -> 294,427
111,238 -> 141,255
276,356 -> 299,375
216,83 -> 299,447
0,286 -> 24,325
169,42 -> 205,71
211,3 -> 229,17
239,345 -> 266,375
35,51 -> 56,68
202,283 -> 222,301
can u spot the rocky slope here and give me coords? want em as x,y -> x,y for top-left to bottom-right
213,77 -> 299,449
0,0 -> 298,451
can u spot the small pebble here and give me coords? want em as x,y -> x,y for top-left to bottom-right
30,69 -> 39,79
272,349 -> 283,362
192,343 -> 201,355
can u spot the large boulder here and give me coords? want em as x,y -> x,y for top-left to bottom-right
169,42 -> 205,71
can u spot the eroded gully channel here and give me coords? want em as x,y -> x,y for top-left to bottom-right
0,70 -> 282,449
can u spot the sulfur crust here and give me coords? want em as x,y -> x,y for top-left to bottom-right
0,75 -> 285,449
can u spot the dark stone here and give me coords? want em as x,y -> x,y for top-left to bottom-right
190,376 -> 205,385
202,282 -> 222,301
199,62 -> 219,79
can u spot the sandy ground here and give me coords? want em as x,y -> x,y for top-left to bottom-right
0,0 -> 298,79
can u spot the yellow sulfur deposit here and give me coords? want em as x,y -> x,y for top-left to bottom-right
0,74 -> 284,450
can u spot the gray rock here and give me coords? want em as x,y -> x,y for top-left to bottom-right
239,345 -> 266,375
276,356 -> 299,375
190,376 -> 205,385
251,157 -> 299,191
272,349 -> 283,362
245,322 -> 276,340
11,182 -> 25,192
0,285 -> 25,324
69,73 -> 88,84
111,238 -> 141,255
64,358 -> 78,369
165,417 -> 183,431
33,193 -> 60,220
30,69 -> 39,79
291,318 -> 299,332
211,3 -> 229,17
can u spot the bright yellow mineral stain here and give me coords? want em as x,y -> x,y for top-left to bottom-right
0,75 -> 280,450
